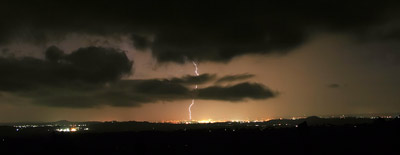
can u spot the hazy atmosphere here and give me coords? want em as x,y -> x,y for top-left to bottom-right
1,0 -> 400,122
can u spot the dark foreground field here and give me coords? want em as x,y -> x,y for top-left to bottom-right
1,119 -> 399,155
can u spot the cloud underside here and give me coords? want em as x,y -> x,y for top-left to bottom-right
20,80 -> 275,108
0,46 -> 275,108
5,78 -> 275,108
215,74 -> 254,84
1,0 -> 400,63
0,46 -> 133,91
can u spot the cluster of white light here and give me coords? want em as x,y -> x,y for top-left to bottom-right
56,128 -> 71,132
197,119 -> 215,124
55,127 -> 86,132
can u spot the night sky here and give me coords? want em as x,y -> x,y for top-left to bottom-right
1,0 -> 400,122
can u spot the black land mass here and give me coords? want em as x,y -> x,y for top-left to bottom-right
0,117 -> 399,155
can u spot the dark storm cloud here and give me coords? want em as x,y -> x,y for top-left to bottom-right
216,74 -> 254,84
170,74 -> 216,85
45,46 -> 64,62
197,83 -> 276,101
2,77 -> 275,108
21,79 -> 192,108
1,0 -> 400,63
0,46 -> 132,91
26,80 -> 275,108
131,34 -> 152,51
0,44 -> 274,107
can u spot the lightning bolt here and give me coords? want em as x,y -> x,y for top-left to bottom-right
189,61 -> 199,121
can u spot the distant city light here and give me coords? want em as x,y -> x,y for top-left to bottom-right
55,126 -> 87,132
198,119 -> 215,124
